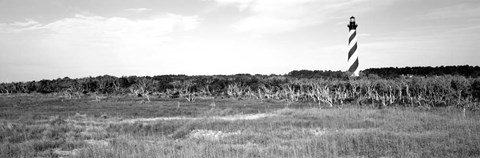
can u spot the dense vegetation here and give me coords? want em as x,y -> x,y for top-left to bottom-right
363,65 -> 480,78
288,65 -> 480,78
1,65 -> 479,109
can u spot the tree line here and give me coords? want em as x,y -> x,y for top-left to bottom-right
1,66 -> 479,109
362,65 -> 480,78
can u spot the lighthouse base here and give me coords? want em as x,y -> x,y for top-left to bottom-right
352,70 -> 359,77
346,70 -> 360,77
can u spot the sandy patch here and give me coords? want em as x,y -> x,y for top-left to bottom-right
119,117 -> 197,123
211,113 -> 276,121
119,113 -> 277,124
85,139 -> 110,146
189,129 -> 241,141
54,148 -> 80,157
306,128 -> 327,136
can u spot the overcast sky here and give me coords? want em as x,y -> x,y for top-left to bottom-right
0,0 -> 479,82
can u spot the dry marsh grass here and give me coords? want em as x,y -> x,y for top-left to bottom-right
1,95 -> 479,158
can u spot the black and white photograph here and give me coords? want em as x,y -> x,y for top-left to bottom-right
0,0 -> 479,157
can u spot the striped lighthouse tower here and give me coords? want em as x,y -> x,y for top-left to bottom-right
347,16 -> 359,77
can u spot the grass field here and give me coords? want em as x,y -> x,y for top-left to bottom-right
1,94 -> 480,158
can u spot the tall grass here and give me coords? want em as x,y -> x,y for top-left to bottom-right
1,94 -> 479,158
71,107 -> 480,158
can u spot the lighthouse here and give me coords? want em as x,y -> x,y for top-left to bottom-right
347,16 -> 359,77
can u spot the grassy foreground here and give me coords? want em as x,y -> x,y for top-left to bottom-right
1,94 -> 480,158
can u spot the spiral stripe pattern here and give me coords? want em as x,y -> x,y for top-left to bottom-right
348,29 -> 359,76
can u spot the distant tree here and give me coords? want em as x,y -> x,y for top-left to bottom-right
118,77 -> 131,89
36,80 -> 53,93
472,79 -> 480,101
152,75 -> 174,92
